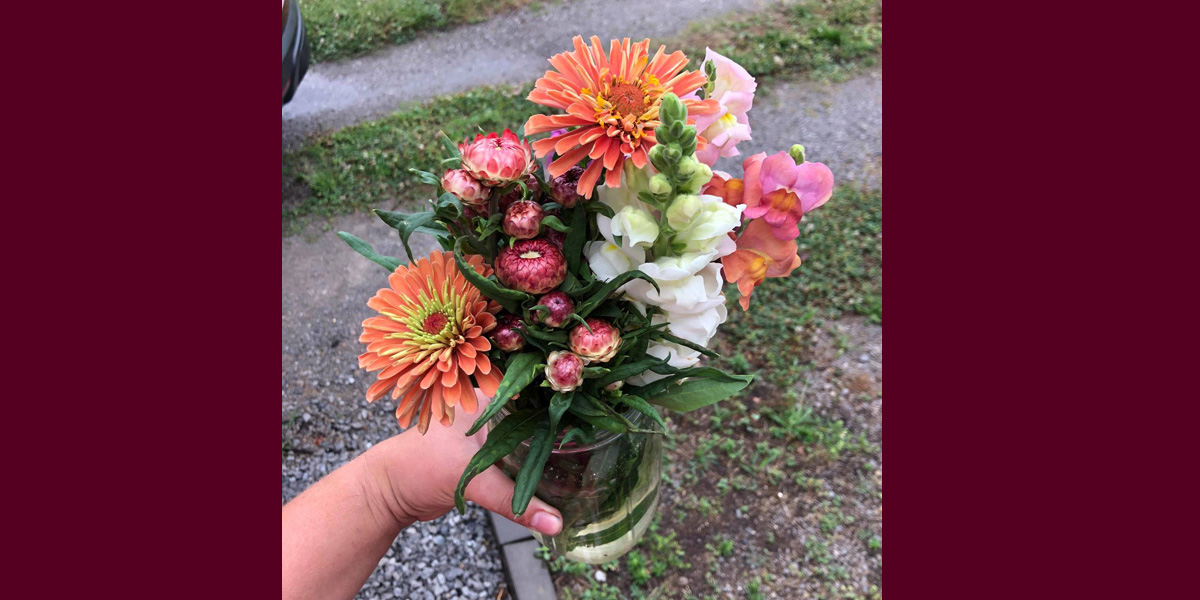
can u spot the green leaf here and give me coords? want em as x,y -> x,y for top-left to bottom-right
563,205 -> 587,274
616,394 -> 666,431
559,422 -> 595,449
374,210 -> 441,262
437,130 -> 461,165
453,245 -> 531,314
575,270 -> 660,318
338,232 -> 401,272
645,373 -> 755,412
512,413 -> 553,516
465,352 -> 543,436
540,215 -> 571,232
408,168 -> 441,186
512,389 -> 575,514
521,325 -> 568,346
585,201 -> 615,219
590,355 -> 669,389
568,394 -> 629,433
454,409 -> 540,512
653,331 -> 720,359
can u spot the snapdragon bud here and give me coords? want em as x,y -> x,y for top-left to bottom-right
666,194 -> 702,229
789,144 -> 806,164
681,163 -> 713,194
649,173 -> 672,196
675,155 -> 699,178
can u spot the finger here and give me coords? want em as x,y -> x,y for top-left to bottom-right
464,465 -> 562,536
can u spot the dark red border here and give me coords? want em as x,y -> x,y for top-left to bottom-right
5,3 -> 282,596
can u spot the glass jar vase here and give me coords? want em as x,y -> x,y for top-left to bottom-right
493,408 -> 662,564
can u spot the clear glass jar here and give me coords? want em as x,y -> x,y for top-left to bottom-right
493,408 -> 662,564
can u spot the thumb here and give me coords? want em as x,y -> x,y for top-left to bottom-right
464,465 -> 563,536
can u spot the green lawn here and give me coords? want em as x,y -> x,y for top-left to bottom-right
302,0 -> 539,62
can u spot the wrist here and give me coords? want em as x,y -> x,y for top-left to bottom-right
357,438 -> 417,529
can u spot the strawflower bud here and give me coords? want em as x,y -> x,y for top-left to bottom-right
534,291 -> 574,328
503,200 -> 544,240
545,351 -> 585,392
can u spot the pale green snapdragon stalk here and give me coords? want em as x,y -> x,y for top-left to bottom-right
588,93 -> 744,385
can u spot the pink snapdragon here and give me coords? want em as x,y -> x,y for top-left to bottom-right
694,49 -> 756,167
742,152 -> 834,241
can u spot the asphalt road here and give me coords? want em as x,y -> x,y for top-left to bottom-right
282,0 -> 772,150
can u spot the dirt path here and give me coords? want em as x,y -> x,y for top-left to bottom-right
282,0 -> 772,151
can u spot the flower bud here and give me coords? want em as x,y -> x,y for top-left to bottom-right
491,315 -> 526,352
495,238 -> 567,294
676,155 -> 699,177
442,169 -> 490,206
611,206 -> 660,247
503,200 -> 544,240
604,380 -> 624,392
649,173 -> 672,196
458,129 -> 536,186
663,145 -> 682,164
569,318 -> 622,363
545,351 -> 585,392
666,194 -> 702,229
789,144 -> 806,165
550,166 -> 585,208
534,291 -> 575,328
682,163 -> 713,194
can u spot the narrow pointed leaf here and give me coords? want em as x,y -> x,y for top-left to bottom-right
563,205 -> 587,274
575,270 -> 660,318
454,409 -> 540,512
645,373 -> 755,412
512,413 -> 553,516
654,331 -> 720,359
616,394 -> 667,430
338,232 -> 401,272
453,245 -> 530,314
466,352 -> 543,435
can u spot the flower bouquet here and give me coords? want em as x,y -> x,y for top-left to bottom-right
340,37 -> 833,563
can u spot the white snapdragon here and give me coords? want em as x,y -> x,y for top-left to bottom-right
610,205 -> 659,247
672,194 -> 744,256
585,163 -> 746,386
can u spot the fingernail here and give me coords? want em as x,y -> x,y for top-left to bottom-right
531,512 -> 562,536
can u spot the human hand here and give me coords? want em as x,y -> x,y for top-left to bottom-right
359,390 -> 563,536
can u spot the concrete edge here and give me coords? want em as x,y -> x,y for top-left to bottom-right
488,512 -> 557,600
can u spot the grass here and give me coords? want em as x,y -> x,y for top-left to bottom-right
282,84 -> 550,234
283,0 -> 883,231
302,0 -> 537,62
673,0 -> 883,82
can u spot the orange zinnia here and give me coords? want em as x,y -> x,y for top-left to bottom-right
525,36 -> 719,199
358,250 -> 503,433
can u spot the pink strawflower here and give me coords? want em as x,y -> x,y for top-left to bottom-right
693,49 -> 756,167
545,351 -> 585,392
742,152 -> 834,241
459,129 -> 537,186
442,168 -> 490,206
568,318 -> 622,363
503,200 -> 544,240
